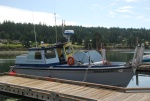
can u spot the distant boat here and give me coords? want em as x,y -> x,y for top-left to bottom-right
142,54 -> 150,64
10,30 -> 144,87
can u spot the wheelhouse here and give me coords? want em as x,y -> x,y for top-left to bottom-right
15,42 -> 75,66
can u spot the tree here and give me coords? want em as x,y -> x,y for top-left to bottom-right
0,21 -> 150,49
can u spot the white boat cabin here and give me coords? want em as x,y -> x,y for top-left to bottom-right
15,42 -> 74,65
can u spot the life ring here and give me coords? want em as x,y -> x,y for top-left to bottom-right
67,56 -> 75,66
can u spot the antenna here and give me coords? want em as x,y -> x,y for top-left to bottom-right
62,20 -> 65,36
33,24 -> 37,48
32,10 -> 37,47
54,13 -> 57,43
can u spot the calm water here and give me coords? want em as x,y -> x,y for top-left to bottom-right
107,49 -> 150,88
0,50 -> 150,100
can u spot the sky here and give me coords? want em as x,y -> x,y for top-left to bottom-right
0,0 -> 150,29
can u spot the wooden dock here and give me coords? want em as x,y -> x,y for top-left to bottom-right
0,73 -> 150,101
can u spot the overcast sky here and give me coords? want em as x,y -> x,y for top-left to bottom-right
0,0 -> 150,29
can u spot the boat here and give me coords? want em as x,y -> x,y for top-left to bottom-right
141,54 -> 150,64
10,30 -> 144,87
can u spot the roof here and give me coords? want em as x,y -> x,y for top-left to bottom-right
28,42 -> 67,51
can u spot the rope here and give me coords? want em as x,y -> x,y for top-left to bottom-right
83,65 -> 91,82
9,66 -> 14,72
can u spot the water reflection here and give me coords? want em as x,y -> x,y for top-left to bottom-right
106,50 -> 134,62
0,60 -> 14,72
127,71 -> 150,88
106,50 -> 150,88
0,51 -> 27,59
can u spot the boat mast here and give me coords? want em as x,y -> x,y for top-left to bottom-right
34,25 -> 37,48
62,20 -> 65,37
54,13 -> 57,43
32,10 -> 37,47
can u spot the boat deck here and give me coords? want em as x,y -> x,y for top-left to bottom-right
0,73 -> 150,101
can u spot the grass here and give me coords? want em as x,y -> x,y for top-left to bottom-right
0,44 -> 26,51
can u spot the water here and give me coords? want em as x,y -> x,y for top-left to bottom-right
127,72 -> 150,88
0,50 -> 150,100
106,49 -> 150,88
106,49 -> 134,62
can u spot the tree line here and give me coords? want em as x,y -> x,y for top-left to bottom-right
0,21 -> 150,49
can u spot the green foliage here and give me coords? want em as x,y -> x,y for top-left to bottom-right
0,44 -> 24,50
0,20 -> 150,49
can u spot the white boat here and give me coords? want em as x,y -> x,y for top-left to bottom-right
141,54 -> 150,64
10,30 -> 144,87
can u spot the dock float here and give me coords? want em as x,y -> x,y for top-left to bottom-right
137,65 -> 150,71
0,73 -> 150,101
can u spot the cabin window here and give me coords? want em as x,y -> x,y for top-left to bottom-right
35,51 -> 42,59
45,49 -> 56,59
27,51 -> 42,60
65,46 -> 73,55
27,51 -> 35,60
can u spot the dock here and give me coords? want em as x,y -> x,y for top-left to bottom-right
0,73 -> 150,101
138,65 -> 150,71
